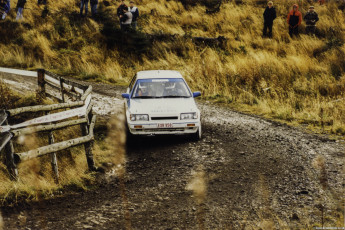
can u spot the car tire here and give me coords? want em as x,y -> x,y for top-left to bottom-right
124,116 -> 135,144
192,126 -> 202,141
126,124 -> 134,143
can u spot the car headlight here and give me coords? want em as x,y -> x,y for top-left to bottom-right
130,114 -> 149,121
180,112 -> 198,120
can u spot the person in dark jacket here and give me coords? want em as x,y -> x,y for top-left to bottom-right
263,1 -> 276,38
304,6 -> 319,35
90,0 -> 98,17
1,0 -> 10,20
129,1 -> 139,30
287,4 -> 302,37
117,0 -> 128,19
16,0 -> 26,20
80,0 -> 89,17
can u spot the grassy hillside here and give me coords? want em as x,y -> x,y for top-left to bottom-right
0,0 -> 344,135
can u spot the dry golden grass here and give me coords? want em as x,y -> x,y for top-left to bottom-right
95,113 -> 127,176
0,127 -> 94,204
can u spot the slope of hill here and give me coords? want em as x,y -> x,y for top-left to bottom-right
0,0 -> 344,135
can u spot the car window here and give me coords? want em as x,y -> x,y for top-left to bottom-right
132,78 -> 192,99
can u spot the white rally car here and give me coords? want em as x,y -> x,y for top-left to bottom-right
122,70 -> 202,140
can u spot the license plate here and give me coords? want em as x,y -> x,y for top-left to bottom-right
157,123 -> 173,128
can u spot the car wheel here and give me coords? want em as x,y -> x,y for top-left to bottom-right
126,124 -> 133,142
192,126 -> 202,141
124,116 -> 135,144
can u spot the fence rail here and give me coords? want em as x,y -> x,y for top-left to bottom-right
7,101 -> 85,116
15,115 -> 97,163
0,68 -> 97,183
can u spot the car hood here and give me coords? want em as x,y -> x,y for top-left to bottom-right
129,98 -> 198,115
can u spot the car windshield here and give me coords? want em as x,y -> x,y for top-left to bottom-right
132,78 -> 192,99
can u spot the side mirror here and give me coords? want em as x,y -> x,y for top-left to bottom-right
122,93 -> 130,99
193,92 -> 201,98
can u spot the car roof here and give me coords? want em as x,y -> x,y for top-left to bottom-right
136,70 -> 183,80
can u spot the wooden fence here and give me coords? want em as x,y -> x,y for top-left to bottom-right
0,69 -> 97,183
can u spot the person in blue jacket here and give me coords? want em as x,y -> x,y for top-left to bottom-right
1,0 -> 10,20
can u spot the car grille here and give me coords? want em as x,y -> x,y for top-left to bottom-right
138,128 -> 185,132
151,116 -> 178,120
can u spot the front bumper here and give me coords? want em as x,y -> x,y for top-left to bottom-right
127,121 -> 200,135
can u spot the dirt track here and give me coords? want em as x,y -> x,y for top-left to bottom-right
0,72 -> 344,229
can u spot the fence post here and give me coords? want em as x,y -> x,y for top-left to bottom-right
37,69 -> 46,101
80,110 -> 96,171
59,77 -> 65,103
78,88 -> 96,171
4,119 -> 18,181
46,111 -> 59,184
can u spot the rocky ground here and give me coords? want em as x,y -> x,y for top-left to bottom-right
0,71 -> 344,229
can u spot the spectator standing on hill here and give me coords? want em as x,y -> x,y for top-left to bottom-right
80,0 -> 89,17
287,4 -> 302,37
304,6 -> 319,35
120,7 -> 132,31
263,1 -> 276,38
16,0 -> 26,20
90,0 -> 98,17
129,1 -> 139,30
1,0 -> 10,20
117,0 -> 128,23
318,0 -> 325,5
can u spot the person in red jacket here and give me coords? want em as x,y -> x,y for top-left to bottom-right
287,4 -> 302,37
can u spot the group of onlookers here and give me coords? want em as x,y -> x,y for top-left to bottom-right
0,0 -> 334,38
263,1 -> 320,38
0,0 -> 140,29
117,0 -> 139,31
80,0 -> 139,31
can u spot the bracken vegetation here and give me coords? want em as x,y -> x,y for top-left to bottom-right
0,0 -> 344,135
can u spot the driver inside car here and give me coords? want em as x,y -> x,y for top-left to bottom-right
137,87 -> 148,97
163,82 -> 176,96
136,83 -> 150,97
